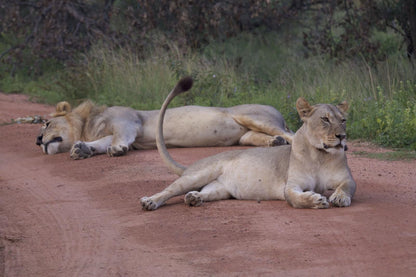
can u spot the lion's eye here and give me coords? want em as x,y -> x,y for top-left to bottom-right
321,116 -> 330,123
45,121 -> 50,128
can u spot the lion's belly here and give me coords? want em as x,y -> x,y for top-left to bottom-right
139,107 -> 249,148
165,118 -> 247,147
218,147 -> 290,200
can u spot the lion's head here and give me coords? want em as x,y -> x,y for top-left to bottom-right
296,97 -> 349,154
36,100 -> 106,155
36,101 -> 82,155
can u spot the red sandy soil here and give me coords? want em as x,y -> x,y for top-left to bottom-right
0,92 -> 415,277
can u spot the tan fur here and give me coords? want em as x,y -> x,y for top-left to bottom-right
50,101 -> 72,117
36,78 -> 293,159
140,92 -> 356,210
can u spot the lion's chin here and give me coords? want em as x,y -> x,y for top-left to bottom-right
41,143 -> 60,155
320,141 -> 347,153
40,144 -> 47,154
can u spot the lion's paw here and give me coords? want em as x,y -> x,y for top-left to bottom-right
270,136 -> 288,146
140,197 -> 158,211
70,141 -> 95,160
107,145 -> 128,157
307,192 -> 329,209
184,191 -> 203,207
329,192 -> 351,207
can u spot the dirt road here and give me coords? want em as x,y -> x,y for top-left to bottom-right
1,93 -> 415,276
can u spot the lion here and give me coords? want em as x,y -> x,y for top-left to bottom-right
140,77 -> 356,210
36,82 -> 293,160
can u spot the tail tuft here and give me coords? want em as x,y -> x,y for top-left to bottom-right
177,76 -> 193,92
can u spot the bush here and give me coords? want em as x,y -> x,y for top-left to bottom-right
349,82 -> 416,150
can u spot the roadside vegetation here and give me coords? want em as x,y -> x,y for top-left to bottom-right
1,1 -> 415,150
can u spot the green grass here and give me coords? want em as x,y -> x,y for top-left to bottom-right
1,32 -> 415,149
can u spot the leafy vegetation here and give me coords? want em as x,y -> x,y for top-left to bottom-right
0,1 -> 415,150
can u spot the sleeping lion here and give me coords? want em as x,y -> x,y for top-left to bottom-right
36,85 -> 293,159
140,77 -> 356,210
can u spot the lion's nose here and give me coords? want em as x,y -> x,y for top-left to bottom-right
36,135 -> 43,145
336,134 -> 346,141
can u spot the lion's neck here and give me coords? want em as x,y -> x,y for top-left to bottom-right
292,124 -> 346,168
71,101 -> 105,141
291,125 -> 323,160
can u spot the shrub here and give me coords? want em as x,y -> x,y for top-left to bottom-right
349,82 -> 416,150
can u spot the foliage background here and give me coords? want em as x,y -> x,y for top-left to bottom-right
1,0 -> 415,149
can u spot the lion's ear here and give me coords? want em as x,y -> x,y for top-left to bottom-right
51,101 -> 72,117
337,101 -> 349,114
296,97 -> 313,120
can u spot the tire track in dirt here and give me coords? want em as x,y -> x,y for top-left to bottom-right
22,184 -> 95,276
0,209 -> 24,277
0,133 -> 120,276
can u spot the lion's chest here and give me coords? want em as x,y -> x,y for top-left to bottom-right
288,153 -> 349,193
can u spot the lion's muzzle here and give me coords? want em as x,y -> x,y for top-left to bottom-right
37,136 -> 63,154
36,135 -> 43,146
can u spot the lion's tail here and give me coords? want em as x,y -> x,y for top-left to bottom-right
156,76 -> 194,176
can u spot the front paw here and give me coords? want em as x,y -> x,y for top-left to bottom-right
306,192 -> 329,209
70,141 -> 94,160
107,145 -> 128,157
329,192 -> 351,207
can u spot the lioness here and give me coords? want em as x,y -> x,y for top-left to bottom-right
36,85 -> 293,160
140,77 -> 356,210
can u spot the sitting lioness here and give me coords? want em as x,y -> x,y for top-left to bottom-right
36,84 -> 293,159
140,77 -> 356,210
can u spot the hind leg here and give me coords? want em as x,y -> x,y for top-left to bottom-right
239,131 -> 289,147
232,113 -> 294,145
184,180 -> 231,206
141,176 -> 200,210
140,165 -> 222,210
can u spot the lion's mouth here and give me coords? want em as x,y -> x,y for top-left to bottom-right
323,142 -> 348,151
39,136 -> 63,154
